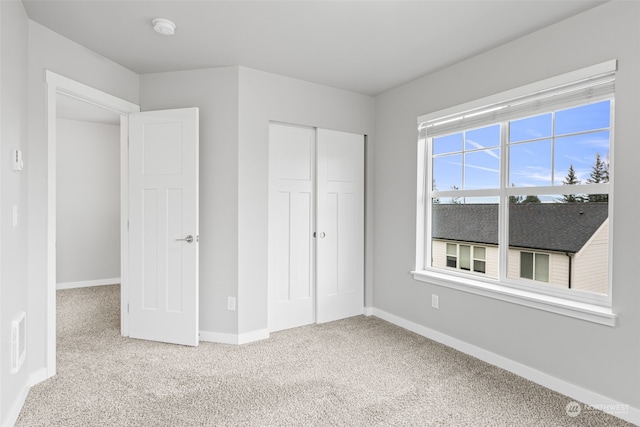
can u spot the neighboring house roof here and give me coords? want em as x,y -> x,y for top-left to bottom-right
432,202 -> 608,253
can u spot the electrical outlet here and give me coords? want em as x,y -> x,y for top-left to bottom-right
227,297 -> 236,311
431,294 -> 439,309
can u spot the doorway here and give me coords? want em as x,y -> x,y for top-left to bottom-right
55,94 -> 121,290
45,71 -> 139,377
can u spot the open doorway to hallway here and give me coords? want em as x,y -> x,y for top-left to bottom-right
55,93 -> 121,292
55,93 -> 122,342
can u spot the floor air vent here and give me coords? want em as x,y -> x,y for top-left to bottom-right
11,312 -> 26,373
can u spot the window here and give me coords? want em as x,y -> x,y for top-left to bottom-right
444,243 -> 486,274
520,252 -> 549,283
414,61 -> 616,319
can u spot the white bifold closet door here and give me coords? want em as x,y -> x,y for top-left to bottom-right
268,123 -> 364,332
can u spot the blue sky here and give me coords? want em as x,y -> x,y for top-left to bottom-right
432,100 -> 610,192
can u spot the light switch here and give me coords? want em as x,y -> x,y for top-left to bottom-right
12,149 -> 24,171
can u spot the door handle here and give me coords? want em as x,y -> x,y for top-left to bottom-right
176,235 -> 194,243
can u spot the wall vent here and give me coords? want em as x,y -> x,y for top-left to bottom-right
11,312 -> 26,373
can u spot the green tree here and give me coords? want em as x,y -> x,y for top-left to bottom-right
521,195 -> 541,204
587,153 -> 609,203
560,164 -> 584,203
508,183 -> 523,204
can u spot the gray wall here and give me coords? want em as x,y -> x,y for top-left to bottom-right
373,0 -> 640,408
0,2 -> 29,425
140,67 -> 241,337
237,67 -> 375,335
4,1 -> 637,423
140,66 -> 375,338
56,119 -> 120,286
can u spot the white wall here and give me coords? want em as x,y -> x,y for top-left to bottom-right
56,119 -> 120,286
373,0 -> 640,412
27,19 -> 139,382
237,67 -> 374,336
0,2 -> 29,426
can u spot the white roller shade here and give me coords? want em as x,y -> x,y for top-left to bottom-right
418,60 -> 616,139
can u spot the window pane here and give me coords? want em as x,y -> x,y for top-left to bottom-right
466,124 -> 500,150
555,100 -> 610,136
510,113 -> 552,143
534,253 -> 549,282
464,149 -> 500,190
433,133 -> 463,155
508,196 -> 608,294
509,140 -> 552,187
554,131 -> 610,186
474,246 -> 486,260
446,243 -> 457,255
431,199 -> 498,279
520,252 -> 534,279
446,256 -> 457,268
433,154 -> 462,191
474,260 -> 486,274
460,245 -> 471,270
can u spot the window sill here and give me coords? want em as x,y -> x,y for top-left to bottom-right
411,269 -> 616,327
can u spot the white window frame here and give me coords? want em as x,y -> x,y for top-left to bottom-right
412,61 -> 617,327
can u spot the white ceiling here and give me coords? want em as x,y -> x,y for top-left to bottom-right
23,0 -> 607,96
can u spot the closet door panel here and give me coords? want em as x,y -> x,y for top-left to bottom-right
316,129 -> 364,323
268,123 -> 316,332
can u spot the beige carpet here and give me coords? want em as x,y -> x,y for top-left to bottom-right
16,285 -> 632,426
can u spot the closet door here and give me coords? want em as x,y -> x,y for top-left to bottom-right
268,124 -> 316,332
316,129 -> 364,323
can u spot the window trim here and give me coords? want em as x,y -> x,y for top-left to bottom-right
411,269 -> 616,326
414,61 -> 617,326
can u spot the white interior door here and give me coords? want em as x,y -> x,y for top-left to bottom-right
128,108 -> 199,346
268,123 -> 316,332
316,129 -> 364,323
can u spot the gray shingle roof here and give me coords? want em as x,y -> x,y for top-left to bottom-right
432,202 -> 608,253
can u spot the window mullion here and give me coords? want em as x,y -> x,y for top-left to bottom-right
499,121 -> 509,282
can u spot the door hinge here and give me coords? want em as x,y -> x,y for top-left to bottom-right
127,303 -> 130,314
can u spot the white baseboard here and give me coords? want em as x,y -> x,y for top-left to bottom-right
370,307 -> 640,426
3,379 -> 29,427
56,278 -> 120,290
199,329 -> 269,345
364,307 -> 374,316
28,367 -> 49,387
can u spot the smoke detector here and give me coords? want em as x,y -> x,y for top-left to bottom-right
152,18 -> 176,36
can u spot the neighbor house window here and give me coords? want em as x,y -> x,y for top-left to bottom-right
520,252 -> 549,283
445,243 -> 486,274
414,61 -> 615,313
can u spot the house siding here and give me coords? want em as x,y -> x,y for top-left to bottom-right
572,219 -> 609,295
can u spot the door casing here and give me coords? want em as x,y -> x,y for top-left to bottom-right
44,71 -> 139,378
